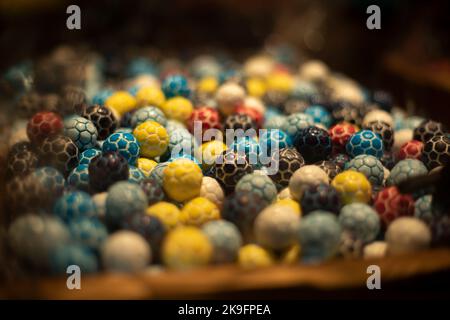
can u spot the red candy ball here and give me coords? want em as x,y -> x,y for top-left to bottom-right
329,122 -> 357,154
27,111 -> 63,144
187,106 -> 221,134
373,186 -> 415,228
235,105 -> 264,129
397,140 -> 423,160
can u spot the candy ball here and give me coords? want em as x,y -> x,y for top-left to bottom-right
235,105 -> 264,129
68,216 -> 108,251
294,126 -> 332,163
398,140 -> 423,160
140,177 -> 165,205
393,129 -> 413,154
238,244 -> 275,269
298,211 -> 342,263
215,82 -> 245,116
8,214 -> 70,269
265,115 -> 286,130
6,144 -> 38,178
38,135 -> 79,174
50,244 -> 98,274
235,173 -> 277,204
222,191 -> 267,242
281,112 -> 314,139
163,158 -> 203,202
301,183 -> 341,214
135,85 -> 166,108
187,106 -> 221,135
121,213 -> 166,261
128,166 -> 146,184
68,164 -> 90,191
105,181 -> 147,226
373,186 -> 415,227
412,120 -> 445,143
329,122 -> 357,153
162,128 -> 196,161
214,150 -> 253,194
229,136 -> 261,167
270,148 -> 305,189
81,105 -> 118,140
346,130 -> 384,159
101,230 -> 152,272
328,152 -> 351,170
386,217 -> 431,254
289,165 -> 329,201
27,111 -> 63,144
202,220 -> 242,263
422,134 -> 450,170
105,91 -> 137,116
149,161 -> 169,185
332,102 -> 363,127
224,114 -> 257,133
162,226 -> 212,270
363,120 -> 394,152
130,106 -> 167,128
362,109 -> 394,127
254,204 -> 300,250
259,129 -> 292,156
305,105 -> 332,128
180,197 -> 221,226
414,195 -> 434,223
162,97 -> 193,123
387,159 -> 428,186
146,201 -> 181,230
6,174 -> 42,214
54,191 -> 97,222
31,166 -> 66,204
137,157 -> 157,177
315,160 -> 343,181
79,148 -> 102,165
339,203 -> 380,242
133,120 -> 169,158
200,176 -> 225,209
197,140 -> 227,170
102,132 -> 140,165
345,154 -> 384,186
363,241 -> 387,259
88,151 -> 129,192
162,74 -> 190,98
331,171 -> 372,204
63,116 -> 98,151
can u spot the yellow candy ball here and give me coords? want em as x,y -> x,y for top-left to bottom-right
136,85 -> 166,108
197,76 -> 219,94
105,91 -> 137,116
276,199 -> 302,216
246,77 -> 267,98
238,244 -> 275,269
266,73 -> 294,93
146,201 -> 181,230
180,197 -> 220,226
162,226 -> 213,270
133,120 -> 169,158
163,159 -> 203,202
195,140 -> 227,170
137,158 -> 158,177
162,97 -> 193,123
331,171 -> 372,204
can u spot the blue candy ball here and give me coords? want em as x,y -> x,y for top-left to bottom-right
338,203 -> 380,243
345,154 -> 384,186
102,132 -> 140,165
68,164 -> 90,191
305,105 -> 332,128
161,74 -> 190,98
259,129 -> 292,156
128,166 -> 146,184
50,244 -> 98,274
91,89 -> 113,106
79,148 -> 102,165
68,216 -> 108,251
54,191 -> 98,222
346,130 -> 384,159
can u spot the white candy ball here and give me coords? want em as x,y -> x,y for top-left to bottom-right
215,82 -> 245,116
289,165 -> 329,200
393,129 -> 413,154
386,217 -> 431,255
362,110 -> 394,127
363,241 -> 388,259
101,231 -> 152,272
200,177 -> 225,209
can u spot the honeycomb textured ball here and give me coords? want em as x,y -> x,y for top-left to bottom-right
200,177 -> 225,209
331,171 -> 372,205
180,197 -> 221,226
214,150 -> 253,194
412,120 -> 445,143
161,74 -> 191,99
81,104 -> 118,140
315,160 -> 343,181
238,244 -> 275,269
102,132 -> 140,165
137,158 -> 158,177
235,173 -> 277,204
163,158 -> 203,202
254,204 -> 300,250
8,214 -> 70,269
26,111 -> 63,144
345,154 -> 384,186
281,112 -> 314,139
54,191 -> 98,223
68,216 -> 108,251
362,110 -> 394,127
339,203 -> 380,243
128,166 -> 146,184
68,164 -> 90,191
386,217 -> 431,255
133,120 -> 169,158
215,82 -> 245,116
202,220 -> 242,263
363,241 -> 388,259
270,147 -> 305,189
146,201 -> 181,230
298,211 -> 342,263
101,231 -> 152,272
387,159 -> 428,186
362,120 -> 394,151
162,226 -> 213,270
63,116 -> 98,151
414,195 -> 434,223
79,148 -> 102,165
329,122 -> 357,153
294,126 -> 332,163
373,186 -> 415,227
398,140 -> 424,160
422,135 -> 450,170
162,97 -> 194,123
135,85 -> 166,108
346,130 -> 384,159
288,165 -> 329,201
130,106 -> 167,128
37,134 -> 79,174
88,151 -> 129,193
300,183 -> 341,215
6,145 -> 38,178
105,181 -> 147,227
